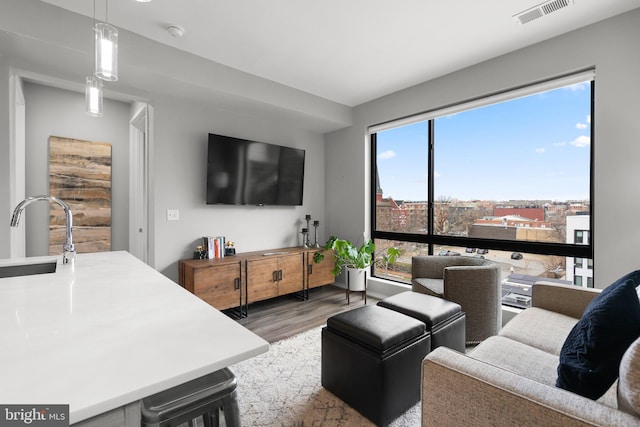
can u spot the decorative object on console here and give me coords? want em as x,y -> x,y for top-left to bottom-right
313,220 -> 320,248
301,215 -> 321,248
203,236 -> 226,259
301,228 -> 310,248
302,214 -> 313,248
225,241 -> 236,257
193,245 -> 206,260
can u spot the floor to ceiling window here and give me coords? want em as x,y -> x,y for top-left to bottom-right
370,70 -> 594,307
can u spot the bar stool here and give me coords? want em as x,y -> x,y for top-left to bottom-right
141,368 -> 241,427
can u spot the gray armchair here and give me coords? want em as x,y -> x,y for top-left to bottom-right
412,255 -> 502,343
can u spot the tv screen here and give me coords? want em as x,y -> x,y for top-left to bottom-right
206,133 -> 305,205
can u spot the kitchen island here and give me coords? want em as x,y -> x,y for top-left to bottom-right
0,251 -> 269,425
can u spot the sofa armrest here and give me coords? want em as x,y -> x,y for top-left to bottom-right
422,347 -> 637,426
532,281 -> 600,319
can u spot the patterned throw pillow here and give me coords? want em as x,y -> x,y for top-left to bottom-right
557,270 -> 640,399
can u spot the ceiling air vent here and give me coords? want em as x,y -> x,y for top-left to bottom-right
513,0 -> 574,25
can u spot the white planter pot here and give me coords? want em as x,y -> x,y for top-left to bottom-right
346,267 -> 368,292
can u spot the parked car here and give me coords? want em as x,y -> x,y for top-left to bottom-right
511,252 -> 523,260
438,250 -> 461,256
465,248 -> 476,253
477,248 -> 489,255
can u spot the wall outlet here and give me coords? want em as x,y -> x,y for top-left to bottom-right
167,209 -> 180,221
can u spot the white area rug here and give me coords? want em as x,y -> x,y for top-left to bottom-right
230,326 -> 421,427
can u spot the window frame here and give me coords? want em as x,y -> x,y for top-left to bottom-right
369,72 -> 595,280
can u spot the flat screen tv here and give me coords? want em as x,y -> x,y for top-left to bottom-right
206,133 -> 305,206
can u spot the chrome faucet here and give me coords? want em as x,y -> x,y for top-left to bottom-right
10,195 -> 76,264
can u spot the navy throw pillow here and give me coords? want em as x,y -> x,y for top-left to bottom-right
557,270 -> 640,399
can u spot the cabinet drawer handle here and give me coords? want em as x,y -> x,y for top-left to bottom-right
308,264 -> 313,275
278,270 -> 283,281
234,277 -> 240,290
273,271 -> 278,282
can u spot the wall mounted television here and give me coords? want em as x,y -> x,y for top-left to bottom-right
206,133 -> 305,206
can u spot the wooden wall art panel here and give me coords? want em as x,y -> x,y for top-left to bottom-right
49,136 -> 112,254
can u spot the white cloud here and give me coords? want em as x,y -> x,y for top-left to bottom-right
536,147 -> 545,154
553,142 -> 566,147
564,82 -> 589,92
378,150 -> 396,160
576,114 -> 591,129
570,135 -> 590,148
434,171 -> 441,179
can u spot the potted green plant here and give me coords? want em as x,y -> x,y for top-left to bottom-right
314,236 -> 400,291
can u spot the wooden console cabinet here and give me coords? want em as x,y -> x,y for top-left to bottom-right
179,258 -> 242,311
179,247 -> 335,316
246,252 -> 304,303
306,249 -> 334,290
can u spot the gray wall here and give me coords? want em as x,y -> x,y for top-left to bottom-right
150,93 -> 327,280
22,82 -> 131,256
325,9 -> 640,288
0,65 -> 9,259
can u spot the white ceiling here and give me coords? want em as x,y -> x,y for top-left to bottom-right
42,0 -> 640,106
38,0 -> 640,107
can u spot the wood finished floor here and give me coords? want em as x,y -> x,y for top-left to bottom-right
234,285 -> 379,343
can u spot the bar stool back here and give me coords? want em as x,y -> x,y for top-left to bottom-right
141,368 -> 240,427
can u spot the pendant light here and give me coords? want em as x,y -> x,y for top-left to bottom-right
95,0 -> 118,81
85,0 -> 103,117
85,76 -> 103,117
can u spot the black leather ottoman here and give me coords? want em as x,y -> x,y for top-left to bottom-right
322,305 -> 431,426
378,291 -> 466,353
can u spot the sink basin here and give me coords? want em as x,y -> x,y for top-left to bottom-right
0,261 -> 57,278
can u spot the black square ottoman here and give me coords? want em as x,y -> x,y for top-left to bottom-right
378,291 -> 466,353
321,305 -> 431,426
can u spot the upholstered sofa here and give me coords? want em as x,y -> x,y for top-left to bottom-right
421,280 -> 640,426
412,255 -> 501,343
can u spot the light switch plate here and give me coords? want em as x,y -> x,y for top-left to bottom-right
167,209 -> 180,221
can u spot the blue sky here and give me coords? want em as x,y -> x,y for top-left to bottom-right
376,82 -> 591,202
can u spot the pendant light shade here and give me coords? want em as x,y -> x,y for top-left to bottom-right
95,22 -> 118,81
86,76 -> 103,117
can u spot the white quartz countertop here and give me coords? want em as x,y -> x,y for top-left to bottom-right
0,251 -> 269,424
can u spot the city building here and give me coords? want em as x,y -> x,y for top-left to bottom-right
566,214 -> 593,287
